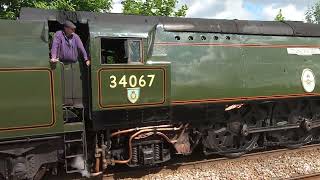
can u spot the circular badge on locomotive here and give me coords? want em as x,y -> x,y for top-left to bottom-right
301,68 -> 316,93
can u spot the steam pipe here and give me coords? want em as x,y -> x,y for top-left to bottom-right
95,157 -> 100,173
111,124 -> 174,137
94,135 -> 102,175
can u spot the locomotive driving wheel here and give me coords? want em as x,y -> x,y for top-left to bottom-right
268,101 -> 313,149
203,105 -> 264,158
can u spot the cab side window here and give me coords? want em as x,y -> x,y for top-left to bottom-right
128,40 -> 141,63
101,38 -> 142,64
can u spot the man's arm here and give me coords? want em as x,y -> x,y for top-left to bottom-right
51,32 -> 60,60
75,36 -> 89,61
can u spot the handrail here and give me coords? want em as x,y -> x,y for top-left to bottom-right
58,61 -> 66,107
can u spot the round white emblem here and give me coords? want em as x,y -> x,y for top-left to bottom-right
301,68 -> 316,93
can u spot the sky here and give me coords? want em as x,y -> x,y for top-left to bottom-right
111,0 -> 318,21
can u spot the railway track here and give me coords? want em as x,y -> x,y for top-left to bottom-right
104,144 -> 320,180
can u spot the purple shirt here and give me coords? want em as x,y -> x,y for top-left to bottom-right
51,30 -> 88,62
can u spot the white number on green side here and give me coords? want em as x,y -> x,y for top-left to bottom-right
129,75 -> 137,87
109,74 -> 156,88
139,75 -> 146,87
119,75 -> 127,87
110,75 -> 117,88
147,75 -> 155,87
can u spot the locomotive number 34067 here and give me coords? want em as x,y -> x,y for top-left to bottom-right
109,75 -> 155,88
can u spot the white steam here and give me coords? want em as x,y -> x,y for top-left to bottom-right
71,156 -> 90,178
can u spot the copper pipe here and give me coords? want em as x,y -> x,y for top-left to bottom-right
173,123 -> 189,140
112,129 -> 149,164
95,157 -> 100,173
111,124 -> 174,137
91,172 -> 103,177
156,131 -> 178,143
112,125 -> 183,164
94,138 -> 102,173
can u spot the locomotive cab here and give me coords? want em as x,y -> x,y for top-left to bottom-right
43,10 -> 173,170
48,20 -> 90,107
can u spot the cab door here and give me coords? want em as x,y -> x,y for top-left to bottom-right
0,20 -> 64,139
90,36 -> 170,111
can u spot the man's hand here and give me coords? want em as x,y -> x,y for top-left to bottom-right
50,58 -> 59,63
85,60 -> 91,66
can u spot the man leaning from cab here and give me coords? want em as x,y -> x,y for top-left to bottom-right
50,20 -> 90,66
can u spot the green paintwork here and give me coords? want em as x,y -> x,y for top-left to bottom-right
90,36 -> 170,111
89,21 -> 151,39
149,28 -> 320,103
0,20 -> 64,139
98,67 -> 167,109
2,8 -> 320,139
242,35 -> 320,97
0,70 -> 54,129
89,21 -> 320,110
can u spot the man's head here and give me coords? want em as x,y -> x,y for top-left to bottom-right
64,20 -> 76,36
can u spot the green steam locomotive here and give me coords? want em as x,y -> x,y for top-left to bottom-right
1,7 -> 320,179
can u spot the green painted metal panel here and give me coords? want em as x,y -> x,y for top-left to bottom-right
0,20 -> 48,68
0,70 -> 53,128
152,31 -> 246,102
150,29 -> 320,104
90,36 -> 170,111
0,20 -> 64,139
89,21 -> 151,38
242,35 -> 320,97
97,67 -> 167,109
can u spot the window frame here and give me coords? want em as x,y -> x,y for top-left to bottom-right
99,37 -> 144,65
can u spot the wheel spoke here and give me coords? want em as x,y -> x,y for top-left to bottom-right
203,105 -> 263,157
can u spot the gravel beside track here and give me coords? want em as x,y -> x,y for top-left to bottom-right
110,145 -> 320,180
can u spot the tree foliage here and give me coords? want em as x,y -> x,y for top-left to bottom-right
122,0 -> 188,17
0,0 -> 112,20
274,9 -> 285,21
0,0 -> 32,19
0,0 -> 188,20
306,1 -> 320,23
